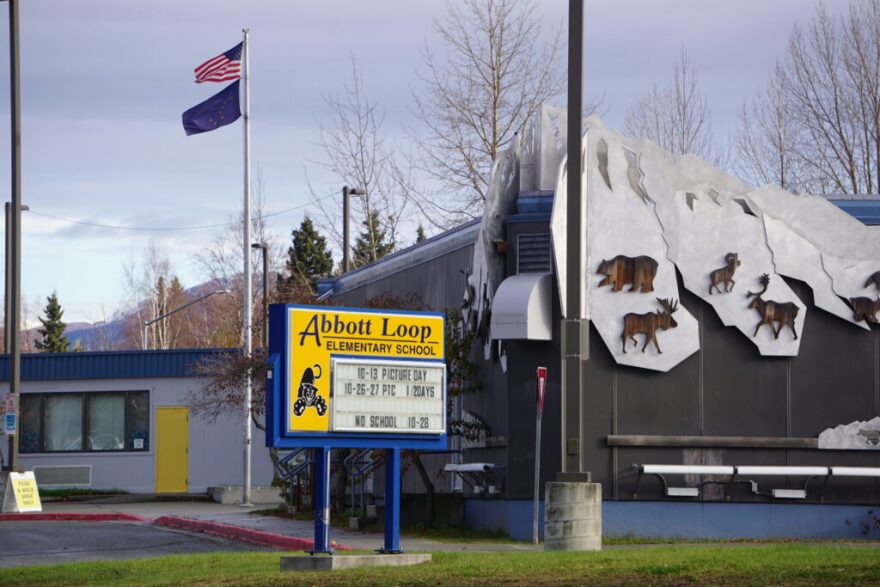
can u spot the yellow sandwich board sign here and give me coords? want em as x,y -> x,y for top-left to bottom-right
266,304 -> 447,450
1,471 -> 42,513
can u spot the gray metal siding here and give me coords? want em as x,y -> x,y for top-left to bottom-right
333,244 -> 474,311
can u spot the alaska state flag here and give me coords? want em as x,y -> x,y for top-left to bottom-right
182,80 -> 241,135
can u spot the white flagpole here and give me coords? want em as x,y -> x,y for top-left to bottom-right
241,28 -> 253,507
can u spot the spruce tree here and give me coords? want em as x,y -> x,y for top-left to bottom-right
415,224 -> 427,244
352,210 -> 395,268
35,292 -> 70,353
285,217 -> 333,292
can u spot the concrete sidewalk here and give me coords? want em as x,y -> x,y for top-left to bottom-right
39,498 -> 541,553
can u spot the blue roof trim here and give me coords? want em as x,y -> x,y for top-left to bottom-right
828,199 -> 880,225
0,348 -> 235,382
507,212 -> 551,224
517,191 -> 554,215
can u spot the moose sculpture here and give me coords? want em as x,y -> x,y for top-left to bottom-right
597,255 -> 659,293
621,298 -> 679,354
849,296 -> 880,324
746,274 -> 799,340
709,252 -> 741,294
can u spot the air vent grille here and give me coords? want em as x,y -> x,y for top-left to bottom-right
517,233 -> 552,274
33,465 -> 91,487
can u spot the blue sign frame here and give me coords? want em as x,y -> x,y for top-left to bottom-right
266,303 -> 449,554
265,304 -> 448,450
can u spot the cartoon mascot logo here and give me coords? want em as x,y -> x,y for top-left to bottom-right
293,364 -> 327,417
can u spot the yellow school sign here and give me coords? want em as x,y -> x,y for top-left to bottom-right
286,306 -> 445,433
1,471 -> 42,513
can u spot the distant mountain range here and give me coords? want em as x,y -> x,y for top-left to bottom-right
25,280 -> 227,352
18,316 -> 130,352
65,318 -> 129,351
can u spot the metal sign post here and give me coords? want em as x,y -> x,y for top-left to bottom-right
381,448 -> 402,553
533,366 -> 548,545
311,447 -> 332,554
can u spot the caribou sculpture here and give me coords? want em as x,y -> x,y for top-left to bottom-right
621,298 -> 679,354
746,274 -> 799,340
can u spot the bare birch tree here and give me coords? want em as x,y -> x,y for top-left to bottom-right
781,0 -> 879,194
122,241 -> 183,349
736,0 -> 880,194
310,58 -> 410,267
192,170 -> 281,349
735,64 -> 805,191
624,48 -> 720,164
411,0 -> 568,227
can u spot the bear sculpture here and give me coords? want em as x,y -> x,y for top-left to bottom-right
597,255 -> 658,293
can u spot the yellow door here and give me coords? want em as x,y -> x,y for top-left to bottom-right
156,407 -> 188,493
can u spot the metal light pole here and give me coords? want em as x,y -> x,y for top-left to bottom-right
251,242 -> 268,350
4,202 -> 26,352
561,0 -> 587,477
4,202 -> 25,472
142,289 -> 231,350
6,0 -> 22,474
341,186 -> 365,273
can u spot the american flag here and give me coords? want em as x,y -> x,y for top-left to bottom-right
194,43 -> 242,84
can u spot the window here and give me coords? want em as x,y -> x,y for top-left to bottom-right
45,395 -> 83,451
20,391 -> 149,453
88,395 -> 125,450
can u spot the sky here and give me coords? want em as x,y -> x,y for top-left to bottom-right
0,0 -> 843,323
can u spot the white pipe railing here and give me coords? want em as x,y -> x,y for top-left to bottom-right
638,464 -> 880,477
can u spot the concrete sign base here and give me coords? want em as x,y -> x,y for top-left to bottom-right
280,553 -> 432,572
544,482 -> 601,551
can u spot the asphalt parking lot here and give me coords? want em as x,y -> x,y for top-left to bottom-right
0,521 -> 270,568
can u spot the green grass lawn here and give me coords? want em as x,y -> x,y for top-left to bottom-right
2,544 -> 880,586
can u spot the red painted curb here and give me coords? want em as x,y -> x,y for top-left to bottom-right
0,512 -> 148,522
154,516 -> 350,551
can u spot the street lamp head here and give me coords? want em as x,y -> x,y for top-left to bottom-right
343,185 -> 365,196
251,242 -> 267,250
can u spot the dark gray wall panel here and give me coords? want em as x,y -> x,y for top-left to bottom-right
700,289 -> 788,437
788,281 -> 877,437
789,449 -> 880,503
583,324 -> 616,499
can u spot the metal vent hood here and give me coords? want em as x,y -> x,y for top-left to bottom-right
489,273 -> 552,341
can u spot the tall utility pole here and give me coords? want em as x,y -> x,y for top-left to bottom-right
561,0 -> 587,477
7,0 -> 22,473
